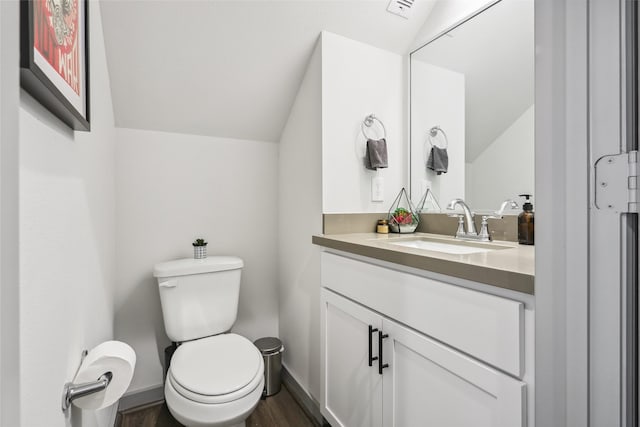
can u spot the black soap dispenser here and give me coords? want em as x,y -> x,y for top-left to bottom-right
518,194 -> 534,245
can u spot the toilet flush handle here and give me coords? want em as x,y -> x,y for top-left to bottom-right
159,280 -> 177,288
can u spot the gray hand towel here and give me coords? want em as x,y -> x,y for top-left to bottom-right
365,138 -> 388,170
427,146 -> 448,175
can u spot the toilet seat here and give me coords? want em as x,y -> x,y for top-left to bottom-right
169,333 -> 263,404
165,373 -> 264,427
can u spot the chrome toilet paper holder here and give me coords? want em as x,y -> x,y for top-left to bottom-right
61,350 -> 113,412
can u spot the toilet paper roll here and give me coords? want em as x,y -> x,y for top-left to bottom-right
72,341 -> 136,410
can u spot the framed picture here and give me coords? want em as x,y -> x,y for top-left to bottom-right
20,0 -> 90,131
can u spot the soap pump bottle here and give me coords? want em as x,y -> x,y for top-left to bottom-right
518,194 -> 534,245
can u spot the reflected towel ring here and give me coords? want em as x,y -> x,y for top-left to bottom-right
361,114 -> 387,140
428,126 -> 448,149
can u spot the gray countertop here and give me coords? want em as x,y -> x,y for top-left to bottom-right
312,232 -> 535,294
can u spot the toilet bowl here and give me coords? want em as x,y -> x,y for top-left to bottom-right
164,334 -> 265,427
154,256 -> 264,427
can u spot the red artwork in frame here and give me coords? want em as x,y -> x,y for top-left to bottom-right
20,0 -> 90,131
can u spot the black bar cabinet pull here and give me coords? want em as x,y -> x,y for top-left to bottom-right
378,330 -> 389,374
368,325 -> 379,366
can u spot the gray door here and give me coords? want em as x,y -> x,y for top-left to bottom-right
590,1 -> 637,426
536,1 -> 639,426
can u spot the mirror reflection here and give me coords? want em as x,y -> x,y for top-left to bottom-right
410,0 -> 534,213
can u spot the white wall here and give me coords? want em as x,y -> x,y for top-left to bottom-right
466,105 -> 534,209
18,2 -> 117,426
278,40 -> 323,401
410,61 -> 465,207
115,128 -> 279,393
277,32 -> 408,401
0,1 -> 20,426
321,32 -> 406,213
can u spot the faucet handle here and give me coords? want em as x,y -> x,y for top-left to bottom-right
478,211 -> 513,241
448,214 -> 466,237
478,216 -> 492,241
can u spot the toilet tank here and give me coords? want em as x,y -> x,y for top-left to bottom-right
154,256 -> 244,342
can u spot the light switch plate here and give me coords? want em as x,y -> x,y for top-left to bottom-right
372,176 -> 384,202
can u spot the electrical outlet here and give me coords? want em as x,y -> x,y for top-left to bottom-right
372,177 -> 384,202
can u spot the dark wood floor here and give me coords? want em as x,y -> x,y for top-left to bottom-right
116,385 -> 318,427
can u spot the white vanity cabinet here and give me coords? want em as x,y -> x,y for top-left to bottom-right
322,288 -> 383,427
320,252 -> 531,427
380,316 -> 525,427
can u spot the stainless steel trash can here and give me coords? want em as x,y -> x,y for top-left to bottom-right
254,337 -> 284,396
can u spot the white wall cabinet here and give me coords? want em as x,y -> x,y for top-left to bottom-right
320,252 -> 531,427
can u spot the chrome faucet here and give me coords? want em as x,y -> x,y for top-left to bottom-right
446,198 -> 477,237
447,198 -> 519,242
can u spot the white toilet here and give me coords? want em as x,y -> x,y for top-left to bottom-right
154,256 -> 264,427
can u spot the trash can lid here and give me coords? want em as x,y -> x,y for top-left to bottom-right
254,337 -> 284,355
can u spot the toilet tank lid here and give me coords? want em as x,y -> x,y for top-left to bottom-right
153,256 -> 243,278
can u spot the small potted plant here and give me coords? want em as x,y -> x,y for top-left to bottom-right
192,238 -> 208,259
388,188 -> 419,233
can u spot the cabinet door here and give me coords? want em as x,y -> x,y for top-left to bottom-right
381,319 -> 526,427
321,288 -> 383,427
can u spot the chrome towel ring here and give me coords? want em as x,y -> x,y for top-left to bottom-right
362,114 -> 387,140
428,126 -> 449,149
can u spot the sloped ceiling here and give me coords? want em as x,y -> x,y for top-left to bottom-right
100,0 -> 435,142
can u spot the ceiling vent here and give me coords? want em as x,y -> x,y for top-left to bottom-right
387,0 -> 414,19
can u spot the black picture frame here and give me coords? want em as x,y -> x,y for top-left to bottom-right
20,0 -> 90,131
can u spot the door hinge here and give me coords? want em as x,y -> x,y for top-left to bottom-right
595,150 -> 638,213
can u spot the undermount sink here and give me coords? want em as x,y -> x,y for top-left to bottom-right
386,237 -> 511,255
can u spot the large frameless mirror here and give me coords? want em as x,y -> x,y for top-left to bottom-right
410,0 -> 534,213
